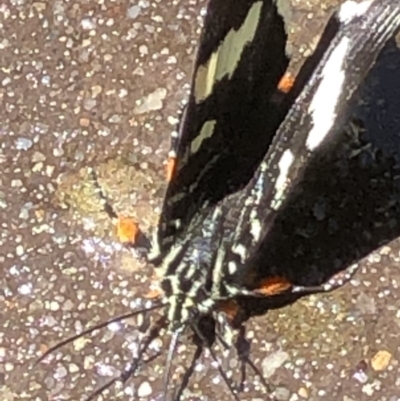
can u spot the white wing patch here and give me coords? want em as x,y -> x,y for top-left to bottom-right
231,243 -> 248,262
306,37 -> 350,151
271,149 -> 295,211
211,246 -> 226,295
338,0 -> 373,23
250,217 -> 262,242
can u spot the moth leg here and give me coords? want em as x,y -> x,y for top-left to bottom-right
88,167 -> 151,253
235,325 -> 271,393
172,317 -> 212,401
172,344 -> 203,401
291,263 -> 360,294
216,301 -> 271,394
191,317 -> 242,401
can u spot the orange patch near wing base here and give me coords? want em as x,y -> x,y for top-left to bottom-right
217,299 -> 240,322
277,71 -> 295,94
117,216 -> 140,244
166,157 -> 177,182
253,276 -> 293,296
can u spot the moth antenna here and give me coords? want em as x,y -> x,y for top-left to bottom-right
191,323 -> 241,401
119,315 -> 168,386
35,303 -> 163,366
163,327 -> 183,400
85,375 -> 121,401
84,313 -> 167,401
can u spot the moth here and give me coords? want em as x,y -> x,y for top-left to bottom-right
37,0 -> 400,400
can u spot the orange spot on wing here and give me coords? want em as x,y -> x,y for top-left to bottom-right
166,157 -> 177,182
277,72 -> 295,94
254,276 -> 292,296
117,216 -> 139,244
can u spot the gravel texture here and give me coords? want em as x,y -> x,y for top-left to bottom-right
1,1 -> 400,401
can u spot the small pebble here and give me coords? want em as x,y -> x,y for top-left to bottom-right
15,137 -> 33,150
137,381 -> 152,397
127,5 -> 141,19
371,350 -> 392,371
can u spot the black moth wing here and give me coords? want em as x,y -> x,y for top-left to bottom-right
223,0 -> 400,282
155,0 -> 291,259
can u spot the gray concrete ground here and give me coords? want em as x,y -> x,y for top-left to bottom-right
1,1 -> 400,401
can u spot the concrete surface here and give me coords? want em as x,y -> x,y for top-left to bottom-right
1,1 -> 400,401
